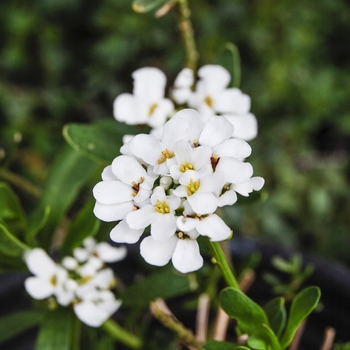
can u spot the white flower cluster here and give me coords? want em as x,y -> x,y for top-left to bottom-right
93,108 -> 264,273
24,238 -> 126,327
113,65 -> 257,142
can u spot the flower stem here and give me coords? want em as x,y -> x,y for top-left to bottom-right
102,318 -> 142,349
206,239 -> 240,290
0,168 -> 41,198
177,0 -> 198,72
71,316 -> 81,350
225,42 -> 241,88
150,298 -> 203,349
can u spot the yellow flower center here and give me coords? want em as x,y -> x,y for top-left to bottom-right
50,275 -> 57,286
204,96 -> 213,108
186,179 -> 200,196
158,149 -> 175,164
180,162 -> 194,172
148,103 -> 158,116
154,199 -> 170,214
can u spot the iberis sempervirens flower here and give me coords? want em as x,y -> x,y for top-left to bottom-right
93,109 -> 264,273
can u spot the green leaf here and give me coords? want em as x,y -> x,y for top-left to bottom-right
264,297 -> 286,338
132,0 -> 168,13
220,287 -> 269,335
34,146 -> 97,249
203,340 -> 244,350
0,182 -> 26,232
63,120 -> 142,164
0,310 -> 44,343
120,269 -> 197,309
0,221 -> 30,256
60,199 -> 100,257
25,205 -> 51,244
247,325 -> 281,350
95,335 -> 115,350
35,308 -> 74,350
280,286 -> 321,349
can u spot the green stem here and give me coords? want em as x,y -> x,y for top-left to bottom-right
150,299 -> 202,349
177,0 -> 198,72
0,168 -> 41,198
225,42 -> 241,88
71,316 -> 81,350
102,318 -> 142,349
206,238 -> 240,290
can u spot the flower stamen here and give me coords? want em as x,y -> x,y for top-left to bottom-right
186,179 -> 200,196
148,103 -> 158,116
154,199 -> 170,214
204,96 -> 213,108
158,149 -> 175,164
180,162 -> 194,172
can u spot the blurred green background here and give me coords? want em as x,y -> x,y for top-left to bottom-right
1,0 -> 350,264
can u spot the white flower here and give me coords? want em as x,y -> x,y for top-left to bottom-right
172,170 -> 225,215
126,113 -> 196,175
24,248 -> 60,300
169,140 -> 213,180
126,186 -> 181,242
113,67 -> 174,128
73,237 -> 127,264
140,229 -> 203,273
93,156 -> 156,222
74,290 -> 122,327
176,201 -> 232,242
188,65 -> 251,120
172,68 -> 194,104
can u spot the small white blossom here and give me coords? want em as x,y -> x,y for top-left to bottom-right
113,67 -> 174,128
127,186 -> 181,242
74,290 -> 122,327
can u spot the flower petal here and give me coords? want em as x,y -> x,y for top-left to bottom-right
213,139 -> 252,159
151,214 -> 177,242
24,277 -> 54,299
93,181 -> 133,204
172,239 -> 203,273
196,214 -> 232,241
140,235 -> 177,266
110,220 -> 144,244
112,155 -> 147,185
95,242 -> 127,263
93,201 -> 134,222
188,192 -> 217,215
199,116 -> 234,148
224,113 -> 258,141
24,248 -> 56,278
126,205 -> 158,230
216,158 -> 253,184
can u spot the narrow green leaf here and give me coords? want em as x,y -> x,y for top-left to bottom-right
132,0 -> 168,13
220,287 -> 269,335
63,120 -> 142,164
0,221 -> 30,256
264,297 -> 286,338
280,286 -> 321,349
203,340 -> 243,350
247,325 -> 281,350
25,205 -> 51,244
35,308 -> 74,350
120,269 -> 196,308
0,310 -> 44,343
34,146 -> 97,250
0,182 -> 26,232
96,335 -> 114,350
60,199 -> 100,257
